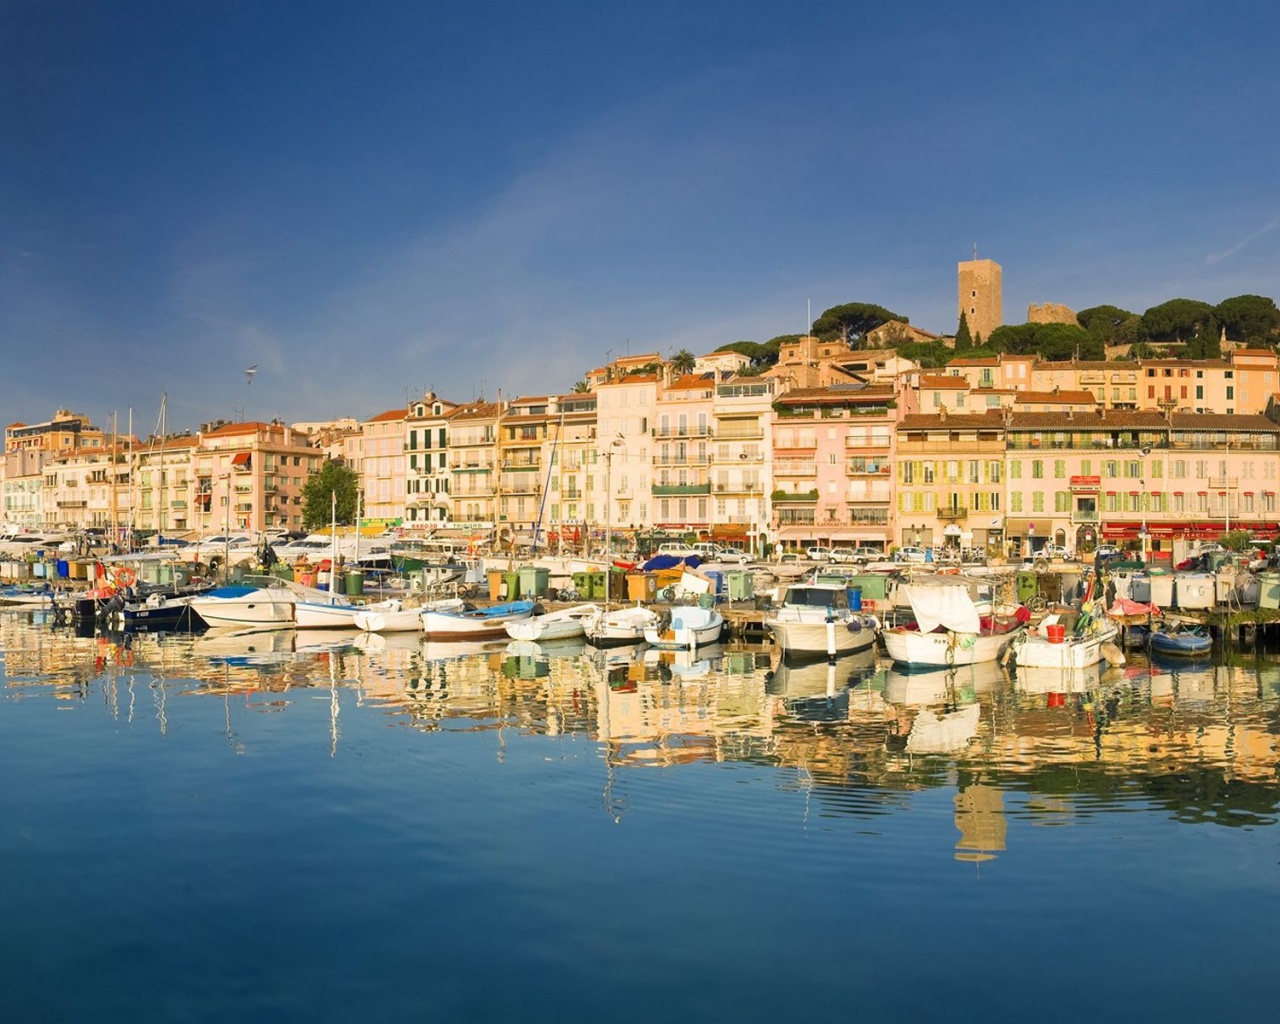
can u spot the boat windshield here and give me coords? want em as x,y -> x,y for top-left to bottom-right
783,586 -> 848,610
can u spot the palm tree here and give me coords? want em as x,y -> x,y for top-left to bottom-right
572,379 -> 590,393
669,348 -> 696,375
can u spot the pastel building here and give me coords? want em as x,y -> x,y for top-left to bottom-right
772,382 -> 895,552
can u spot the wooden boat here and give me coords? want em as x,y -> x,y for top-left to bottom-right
420,598 -> 534,638
643,604 -> 724,650
763,581 -> 878,658
1010,614 -> 1121,670
504,603 -> 597,642
881,578 -> 1023,668
352,596 -> 464,632
1148,622 -> 1212,658
582,602 -> 661,646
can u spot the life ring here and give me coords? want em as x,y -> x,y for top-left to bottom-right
116,567 -> 136,587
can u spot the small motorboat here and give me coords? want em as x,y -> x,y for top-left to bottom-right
421,599 -> 534,639
643,604 -> 724,650
582,603 -> 661,646
1148,622 -> 1212,658
504,603 -> 597,642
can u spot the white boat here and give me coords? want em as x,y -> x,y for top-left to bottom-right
881,578 -> 1023,668
421,599 -> 534,638
643,604 -> 724,650
187,577 -> 296,629
763,581 -> 878,658
582,602 -> 661,646
504,603 -> 597,642
1010,613 -> 1121,670
0,582 -> 56,607
292,588 -> 357,629
352,596 -> 465,632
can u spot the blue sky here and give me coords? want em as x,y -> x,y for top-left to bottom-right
3,0 -> 1278,434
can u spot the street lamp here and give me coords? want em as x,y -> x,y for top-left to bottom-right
1139,445 -> 1151,564
604,434 -> 624,560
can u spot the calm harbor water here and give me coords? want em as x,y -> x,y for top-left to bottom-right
2,610 -> 1278,1023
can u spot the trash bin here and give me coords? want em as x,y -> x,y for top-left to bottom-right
519,564 -> 549,598
609,568 -> 627,601
56,559 -> 69,578
488,569 -> 504,600
627,573 -> 657,602
704,570 -> 725,597
587,570 -> 607,600
847,585 -> 862,611
726,569 -> 753,601
345,570 -> 364,597
572,571 -> 591,599
1016,570 -> 1038,606
502,570 -> 521,601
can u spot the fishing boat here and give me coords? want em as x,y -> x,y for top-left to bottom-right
504,603 -> 597,642
1009,613 -> 1122,671
881,577 -> 1024,668
643,604 -> 725,651
420,598 -> 534,639
187,576 -> 297,629
582,602 -> 661,646
0,581 -> 57,607
1148,622 -> 1213,658
763,581 -> 878,659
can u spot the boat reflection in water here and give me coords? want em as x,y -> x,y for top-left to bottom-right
766,647 -> 880,722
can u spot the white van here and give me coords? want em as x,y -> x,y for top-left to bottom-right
692,542 -> 721,559
656,542 -> 699,559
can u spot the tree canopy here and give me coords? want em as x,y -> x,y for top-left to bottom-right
811,302 -> 906,344
953,312 -> 973,352
668,348 -> 697,375
302,460 -> 360,530
1140,298 -> 1215,343
987,322 -> 1101,360
1213,294 -> 1280,344
1077,304 -> 1140,347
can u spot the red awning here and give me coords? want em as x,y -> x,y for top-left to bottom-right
231,451 -> 252,466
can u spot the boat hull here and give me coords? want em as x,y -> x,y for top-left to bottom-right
1012,623 -> 1119,670
882,627 -> 1022,668
583,605 -> 660,646
421,599 -> 534,638
764,613 -> 877,658
643,607 -> 724,650
188,586 -> 296,629
504,604 -> 595,642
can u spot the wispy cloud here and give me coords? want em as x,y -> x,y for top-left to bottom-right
1205,215 -> 1280,266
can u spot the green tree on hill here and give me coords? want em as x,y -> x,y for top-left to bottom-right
811,302 -> 905,345
954,312 -> 973,352
1077,304 -> 1140,347
1141,298 -> 1215,343
1214,294 -> 1280,344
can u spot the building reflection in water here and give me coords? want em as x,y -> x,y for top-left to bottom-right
3,611 -> 1279,848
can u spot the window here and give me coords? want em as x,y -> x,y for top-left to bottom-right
1196,386 -> 1204,400
1032,460 -> 1043,479
1226,386 -> 1235,400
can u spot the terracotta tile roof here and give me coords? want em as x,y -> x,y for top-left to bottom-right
203,421 -> 276,437
445,401 -> 501,420
1005,410 -> 1166,430
947,357 -> 999,367
1138,358 -> 1230,368
775,384 -> 895,405
918,375 -> 969,389
898,410 -> 1004,430
1169,413 -> 1280,431
366,408 -> 406,423
1013,390 -> 1099,405
1233,348 -> 1277,357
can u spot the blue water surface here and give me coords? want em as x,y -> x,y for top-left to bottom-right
1,617 -> 1277,1023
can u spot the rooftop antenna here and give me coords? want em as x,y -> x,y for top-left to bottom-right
807,298 -> 811,336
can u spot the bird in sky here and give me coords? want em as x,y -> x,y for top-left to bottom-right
245,365 -> 258,386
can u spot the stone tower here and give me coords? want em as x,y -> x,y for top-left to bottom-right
957,258 -> 1002,341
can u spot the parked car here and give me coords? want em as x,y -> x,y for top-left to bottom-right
828,547 -> 857,564
1093,544 -> 1120,560
805,546 -> 832,562
1040,544 -> 1072,560
894,546 -> 928,563
714,545 -> 752,564
851,546 -> 884,564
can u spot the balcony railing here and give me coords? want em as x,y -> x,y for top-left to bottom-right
937,507 -> 969,521
652,483 -> 711,495
1071,510 -> 1099,522
771,489 -> 818,503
